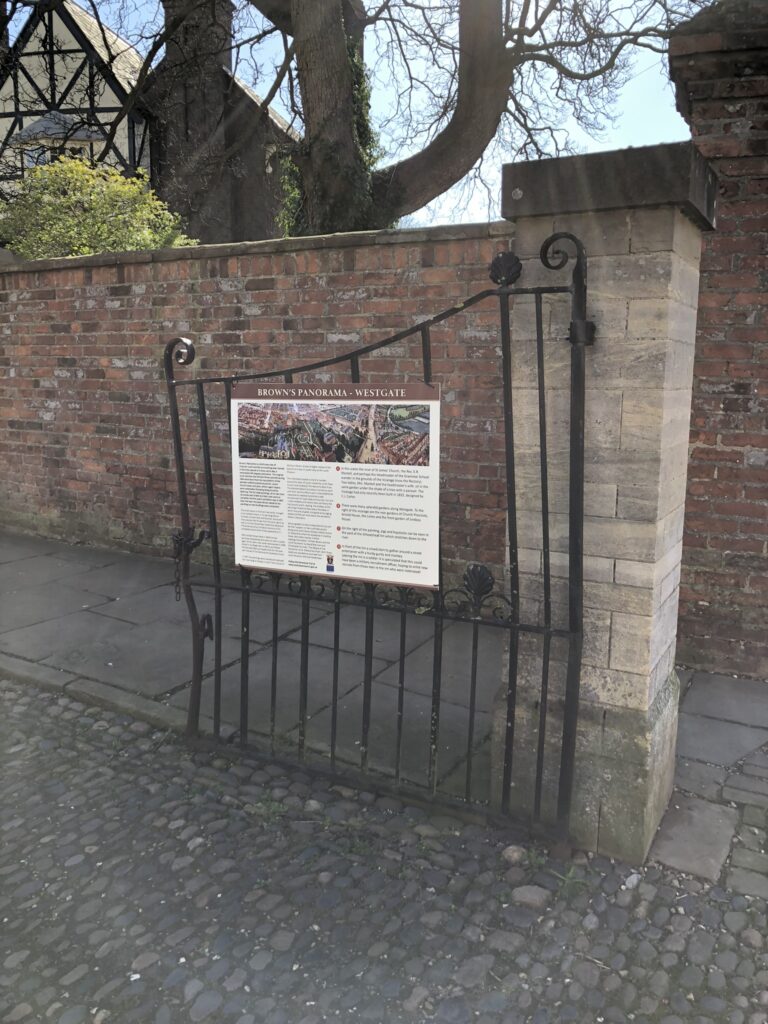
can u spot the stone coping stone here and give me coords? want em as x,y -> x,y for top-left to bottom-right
502,142 -> 717,231
0,220 -> 514,273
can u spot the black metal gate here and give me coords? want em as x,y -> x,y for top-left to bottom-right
164,232 -> 594,837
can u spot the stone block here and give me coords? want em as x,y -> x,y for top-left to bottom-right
620,391 -> 692,451
551,552 -> 614,583
673,209 -> 705,264
551,210 -> 632,256
612,591 -> 680,677
615,542 -> 683,588
670,255 -> 704,307
629,207 -> 678,253
590,253 -> 677,301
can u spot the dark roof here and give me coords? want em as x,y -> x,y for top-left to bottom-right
10,111 -> 105,145
59,0 -> 144,93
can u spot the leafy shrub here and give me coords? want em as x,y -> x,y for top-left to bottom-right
0,157 -> 197,259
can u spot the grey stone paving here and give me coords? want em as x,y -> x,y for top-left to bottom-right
4,678 -> 768,1024
651,671 -> 768,900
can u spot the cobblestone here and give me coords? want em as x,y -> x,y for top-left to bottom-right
4,678 -> 768,1023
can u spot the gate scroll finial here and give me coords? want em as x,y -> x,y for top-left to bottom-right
489,251 -> 523,286
163,337 -> 196,383
540,233 -> 595,347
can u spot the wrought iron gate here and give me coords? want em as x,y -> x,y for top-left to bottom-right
164,233 -> 594,837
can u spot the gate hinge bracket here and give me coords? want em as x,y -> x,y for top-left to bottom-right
569,320 -> 596,346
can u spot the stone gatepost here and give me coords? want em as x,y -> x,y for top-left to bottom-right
492,143 -> 716,863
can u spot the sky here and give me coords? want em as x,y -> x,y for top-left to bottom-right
413,48 -> 690,226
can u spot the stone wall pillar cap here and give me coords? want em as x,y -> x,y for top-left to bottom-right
501,142 -> 717,232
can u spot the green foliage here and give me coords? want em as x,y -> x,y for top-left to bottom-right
0,157 -> 196,260
276,151 -> 308,239
277,39 -> 386,237
347,40 -> 378,173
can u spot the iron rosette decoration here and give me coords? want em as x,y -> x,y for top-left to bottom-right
285,575 -> 332,601
489,251 -> 523,287
246,571 -> 271,593
371,583 -> 438,615
441,563 -> 513,623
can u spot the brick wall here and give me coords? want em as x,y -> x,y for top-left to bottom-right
0,224 -> 520,583
670,3 -> 768,678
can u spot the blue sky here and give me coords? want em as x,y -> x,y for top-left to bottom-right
413,49 -> 690,225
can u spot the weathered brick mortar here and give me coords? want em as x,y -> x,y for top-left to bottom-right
670,3 -> 768,678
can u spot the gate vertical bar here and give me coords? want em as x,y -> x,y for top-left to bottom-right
163,339 -> 205,737
533,293 -> 552,821
498,291 -> 520,812
196,381 -> 223,738
554,236 -> 593,830
239,568 -> 252,745
360,582 -> 375,772
298,576 -> 311,761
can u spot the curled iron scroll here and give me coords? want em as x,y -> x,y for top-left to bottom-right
163,337 -> 196,381
540,232 -> 587,277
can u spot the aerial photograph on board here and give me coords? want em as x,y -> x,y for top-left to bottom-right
237,402 -> 430,465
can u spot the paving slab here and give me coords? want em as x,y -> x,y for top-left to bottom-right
0,582 -> 113,633
650,794 -> 739,881
295,675 -> 492,795
675,711 -> 768,766
49,543 -> 127,567
170,640 -> 388,738
674,759 -> 726,801
0,608 -> 141,662
682,671 -> 768,729
70,557 -> 180,599
40,619 -> 241,697
0,554 -> 101,590
744,748 -> 768,769
0,533 -> 61,562
722,785 -> 768,809
726,867 -> 768,899
0,651 -> 79,692
723,771 -> 768,799
374,620 -> 506,711
305,602 -> 443,661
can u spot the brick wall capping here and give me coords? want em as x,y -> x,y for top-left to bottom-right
669,29 -> 768,58
501,142 -> 717,232
0,220 -> 514,276
670,0 -> 768,39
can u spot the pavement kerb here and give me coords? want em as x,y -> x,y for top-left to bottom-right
0,650 -> 189,733
64,677 -> 189,732
0,651 -> 79,695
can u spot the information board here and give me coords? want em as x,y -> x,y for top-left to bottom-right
230,382 -> 440,588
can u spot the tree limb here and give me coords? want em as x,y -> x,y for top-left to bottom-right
372,0 -> 512,220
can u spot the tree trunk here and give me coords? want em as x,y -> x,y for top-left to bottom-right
290,0 -> 371,233
371,0 -> 512,224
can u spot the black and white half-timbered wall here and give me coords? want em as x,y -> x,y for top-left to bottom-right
0,0 -> 290,242
0,0 -> 150,188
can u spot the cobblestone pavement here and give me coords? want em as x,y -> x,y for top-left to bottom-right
3,679 -> 768,1024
